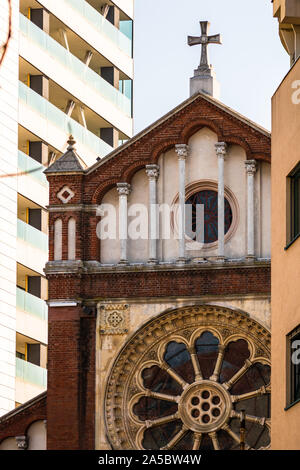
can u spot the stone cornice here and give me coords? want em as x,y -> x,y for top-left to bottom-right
45,258 -> 271,276
47,204 -> 99,213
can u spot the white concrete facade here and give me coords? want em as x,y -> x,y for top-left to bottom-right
0,0 -> 134,414
0,0 -> 19,416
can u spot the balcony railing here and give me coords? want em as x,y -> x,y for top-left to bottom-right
20,14 -> 132,117
66,0 -> 132,56
16,357 -> 47,388
18,150 -> 48,187
19,81 -> 113,158
16,287 -> 48,322
17,218 -> 48,253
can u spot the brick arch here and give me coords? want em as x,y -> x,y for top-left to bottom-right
121,139 -> 181,183
180,118 -> 223,143
251,152 -> 271,164
0,394 -> 46,445
122,160 -> 150,183
222,135 -> 253,158
24,418 -> 45,435
152,138 -> 182,164
91,178 -> 120,205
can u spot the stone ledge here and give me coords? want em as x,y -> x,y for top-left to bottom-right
45,258 -> 271,275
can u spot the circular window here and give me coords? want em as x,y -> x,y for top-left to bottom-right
105,306 -> 271,450
186,190 -> 233,244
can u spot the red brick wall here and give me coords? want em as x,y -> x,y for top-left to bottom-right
44,95 -> 271,450
0,393 -> 46,443
48,265 -> 271,300
47,306 -> 96,450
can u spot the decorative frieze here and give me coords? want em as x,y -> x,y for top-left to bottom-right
99,304 -> 130,335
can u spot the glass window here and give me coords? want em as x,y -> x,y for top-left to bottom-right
287,326 -> 300,406
288,163 -> 300,242
186,190 -> 232,244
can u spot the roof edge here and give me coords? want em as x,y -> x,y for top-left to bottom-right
87,92 -> 271,175
0,391 -> 46,424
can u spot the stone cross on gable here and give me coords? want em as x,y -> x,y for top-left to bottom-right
188,21 -> 222,72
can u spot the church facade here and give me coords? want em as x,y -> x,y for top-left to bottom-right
0,23 -> 272,451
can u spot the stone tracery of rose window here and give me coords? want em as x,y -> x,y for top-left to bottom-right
105,306 -> 271,450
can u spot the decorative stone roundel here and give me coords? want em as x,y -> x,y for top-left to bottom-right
104,305 -> 271,450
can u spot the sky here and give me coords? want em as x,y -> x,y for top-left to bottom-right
133,0 -> 289,134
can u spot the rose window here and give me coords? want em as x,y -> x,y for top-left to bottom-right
186,190 -> 233,244
105,306 -> 271,450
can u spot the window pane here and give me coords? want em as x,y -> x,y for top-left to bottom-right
164,342 -> 195,384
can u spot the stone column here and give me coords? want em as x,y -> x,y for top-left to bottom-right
117,182 -> 131,264
146,164 -> 160,264
175,144 -> 189,263
215,142 -> 227,260
245,160 -> 257,259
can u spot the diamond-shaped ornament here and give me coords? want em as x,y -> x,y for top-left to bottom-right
57,185 -> 75,204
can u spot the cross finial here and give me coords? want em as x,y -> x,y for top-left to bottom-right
188,21 -> 222,72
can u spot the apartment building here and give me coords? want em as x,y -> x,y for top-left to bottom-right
0,0 -> 134,415
272,0 -> 300,450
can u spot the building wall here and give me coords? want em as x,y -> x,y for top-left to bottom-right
44,92 -> 271,450
271,57 -> 300,449
96,295 -> 271,449
0,392 -> 47,449
0,0 -> 19,416
101,127 -> 271,264
0,0 -> 134,416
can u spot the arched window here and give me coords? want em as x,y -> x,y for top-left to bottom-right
68,218 -> 76,260
54,219 -> 62,261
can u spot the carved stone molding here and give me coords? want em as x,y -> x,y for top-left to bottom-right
215,142 -> 227,158
175,144 -> 189,160
245,160 -> 257,176
116,182 -> 131,196
15,435 -> 28,450
145,164 -> 160,180
99,304 -> 130,335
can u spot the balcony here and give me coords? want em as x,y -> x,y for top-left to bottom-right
17,218 -> 48,252
19,81 -> 113,166
273,0 -> 300,23
19,14 -> 132,125
15,358 -> 47,403
37,0 -> 133,78
109,0 -> 134,19
16,358 -> 47,387
18,150 -> 48,208
16,288 -> 48,322
68,0 -> 132,56
17,218 -> 48,274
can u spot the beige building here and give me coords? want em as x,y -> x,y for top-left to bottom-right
272,0 -> 300,450
0,0 -> 134,416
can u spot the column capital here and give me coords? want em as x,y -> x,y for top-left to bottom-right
245,159 -> 257,175
215,142 -> 227,158
175,144 -> 189,160
145,164 -> 160,180
117,182 -> 131,196
15,435 -> 28,450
